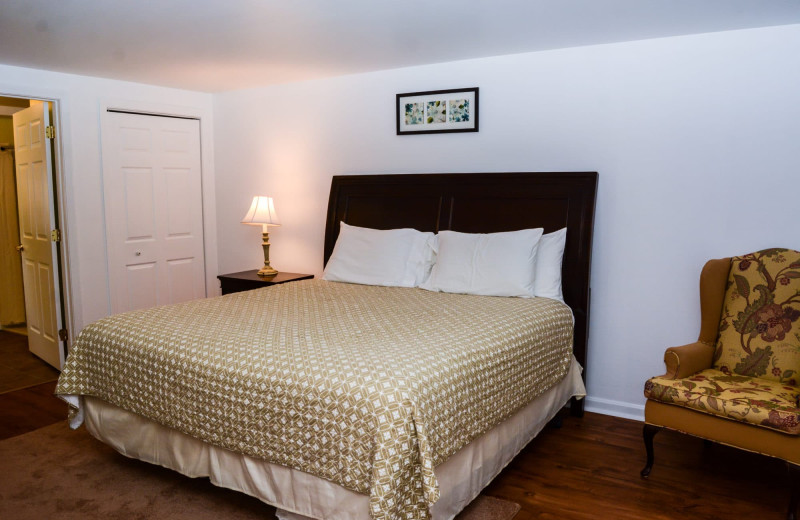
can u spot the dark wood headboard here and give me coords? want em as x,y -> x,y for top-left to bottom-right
324,172 -> 597,414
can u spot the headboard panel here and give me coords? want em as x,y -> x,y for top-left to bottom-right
324,172 -> 597,414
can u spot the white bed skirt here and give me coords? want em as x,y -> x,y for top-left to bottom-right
82,357 -> 585,520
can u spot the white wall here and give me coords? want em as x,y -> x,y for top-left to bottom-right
0,64 -> 218,342
214,24 -> 800,420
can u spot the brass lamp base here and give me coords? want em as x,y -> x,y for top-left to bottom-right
257,265 -> 278,277
258,229 -> 278,277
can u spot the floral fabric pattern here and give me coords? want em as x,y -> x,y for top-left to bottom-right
644,368 -> 800,434
713,249 -> 800,383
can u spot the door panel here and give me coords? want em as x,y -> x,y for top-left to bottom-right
17,164 -> 32,238
32,163 -> 49,240
164,168 -> 193,235
167,258 -> 195,303
22,259 -> 39,332
123,167 -> 156,239
102,112 -> 206,314
37,263 -> 57,342
13,102 -> 63,369
125,262 -> 158,311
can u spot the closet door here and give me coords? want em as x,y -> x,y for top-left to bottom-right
101,112 -> 206,313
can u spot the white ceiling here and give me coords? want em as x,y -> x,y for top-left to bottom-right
1,0 -> 799,93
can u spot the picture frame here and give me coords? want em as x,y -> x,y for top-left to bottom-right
396,87 -> 479,135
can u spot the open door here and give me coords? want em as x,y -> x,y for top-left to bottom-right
13,102 -> 63,369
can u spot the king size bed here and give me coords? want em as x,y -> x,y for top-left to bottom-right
56,171 -> 597,520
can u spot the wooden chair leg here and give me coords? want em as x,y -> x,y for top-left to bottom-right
788,463 -> 800,520
640,424 -> 661,478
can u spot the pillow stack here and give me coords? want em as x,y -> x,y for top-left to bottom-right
322,222 -> 436,288
420,228 -> 542,298
322,222 -> 567,301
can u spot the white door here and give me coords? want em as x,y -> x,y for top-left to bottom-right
13,102 -> 63,369
101,112 -> 206,313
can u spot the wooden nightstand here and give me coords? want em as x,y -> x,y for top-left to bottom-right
217,270 -> 313,295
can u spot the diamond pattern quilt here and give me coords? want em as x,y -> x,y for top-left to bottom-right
56,280 -> 573,519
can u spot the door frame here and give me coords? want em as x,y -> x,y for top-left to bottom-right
0,92 -> 73,368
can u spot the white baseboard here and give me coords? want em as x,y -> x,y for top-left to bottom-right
584,396 -> 645,422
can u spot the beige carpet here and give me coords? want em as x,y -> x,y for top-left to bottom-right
0,422 -> 520,520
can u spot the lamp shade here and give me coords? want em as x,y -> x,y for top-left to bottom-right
241,196 -> 281,226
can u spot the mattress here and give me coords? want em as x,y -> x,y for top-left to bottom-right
57,280 -> 575,519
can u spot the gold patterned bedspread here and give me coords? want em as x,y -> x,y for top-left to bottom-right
56,280 -> 573,520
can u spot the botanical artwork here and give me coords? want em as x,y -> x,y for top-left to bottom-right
397,88 -> 478,134
404,103 -> 424,125
713,248 -> 800,383
448,99 -> 470,122
426,100 -> 446,123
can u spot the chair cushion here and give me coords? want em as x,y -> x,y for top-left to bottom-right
713,248 -> 800,383
644,369 -> 800,434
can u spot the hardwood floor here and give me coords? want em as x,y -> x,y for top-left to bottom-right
487,412 -> 788,519
0,330 -> 59,393
0,326 -> 789,519
0,330 -> 66,440
0,380 -> 66,440
2,396 -> 789,519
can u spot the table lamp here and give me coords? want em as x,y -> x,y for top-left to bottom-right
241,196 -> 281,277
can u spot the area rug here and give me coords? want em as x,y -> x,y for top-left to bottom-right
0,422 -> 520,520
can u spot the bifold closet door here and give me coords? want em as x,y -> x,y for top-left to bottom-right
101,112 -> 206,314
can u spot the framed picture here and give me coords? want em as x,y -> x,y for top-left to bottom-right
396,87 -> 479,135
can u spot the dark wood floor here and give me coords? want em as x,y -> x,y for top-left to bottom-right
0,330 -> 66,440
0,330 -> 59,394
0,330 -> 790,519
0,380 -> 66,440
487,412 -> 788,519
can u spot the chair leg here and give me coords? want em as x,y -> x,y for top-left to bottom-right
640,424 -> 661,478
788,463 -> 800,520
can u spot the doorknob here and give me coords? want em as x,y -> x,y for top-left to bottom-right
16,245 -> 24,252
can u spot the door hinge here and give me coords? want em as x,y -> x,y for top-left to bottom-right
51,229 -> 61,242
58,328 -> 68,342
45,125 -> 55,139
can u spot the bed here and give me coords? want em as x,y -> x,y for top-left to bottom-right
57,171 -> 598,520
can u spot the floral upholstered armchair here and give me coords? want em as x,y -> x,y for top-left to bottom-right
641,248 -> 800,520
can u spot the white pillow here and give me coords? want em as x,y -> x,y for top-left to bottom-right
421,228 -> 543,297
534,228 -> 567,301
322,222 -> 436,287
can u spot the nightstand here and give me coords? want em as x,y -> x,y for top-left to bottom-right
217,270 -> 314,295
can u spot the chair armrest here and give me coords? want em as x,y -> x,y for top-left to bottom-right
662,341 -> 715,379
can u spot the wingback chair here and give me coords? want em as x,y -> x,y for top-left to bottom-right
641,248 -> 800,520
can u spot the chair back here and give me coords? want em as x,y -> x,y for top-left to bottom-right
698,258 -> 732,345
713,248 -> 800,384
